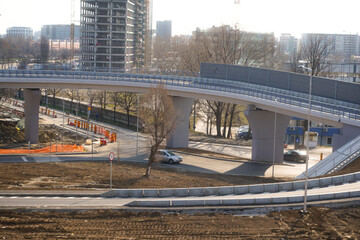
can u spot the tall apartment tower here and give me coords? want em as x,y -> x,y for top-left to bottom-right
156,20 -> 172,42
81,0 -> 149,72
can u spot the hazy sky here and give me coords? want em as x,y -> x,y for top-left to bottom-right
0,0 -> 359,38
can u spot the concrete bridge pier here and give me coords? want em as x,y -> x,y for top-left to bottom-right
24,89 -> 41,144
245,105 -> 291,163
166,96 -> 194,148
333,124 -> 360,151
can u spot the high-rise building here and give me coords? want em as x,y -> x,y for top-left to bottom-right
6,27 -> 33,39
279,33 -> 297,56
301,33 -> 360,60
80,0 -> 149,72
156,20 -> 172,42
41,25 -> 80,41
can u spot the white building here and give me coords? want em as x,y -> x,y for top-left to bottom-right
6,27 -> 33,39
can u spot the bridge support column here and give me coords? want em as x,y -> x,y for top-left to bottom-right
333,124 -> 360,151
245,105 -> 291,163
166,97 -> 194,148
24,89 -> 41,144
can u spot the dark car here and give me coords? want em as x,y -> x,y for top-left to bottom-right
284,150 -> 307,162
236,131 -> 252,140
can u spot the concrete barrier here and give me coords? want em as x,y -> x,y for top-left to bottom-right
238,198 -> 255,205
158,189 -> 173,197
154,201 -> 171,207
187,200 -> 205,206
332,176 -> 344,185
143,189 -> 159,198
293,181 -> 305,190
307,179 -> 320,189
249,185 -> 264,193
204,200 -> 222,206
334,192 -> 350,199
278,182 -> 293,191
271,197 -> 288,204
112,190 -> 129,198
255,197 -> 271,205
319,177 -> 332,187
349,191 -> 360,198
218,186 -> 234,195
234,186 -> 249,194
172,200 -> 187,207
109,171 -> 360,200
288,196 -> 303,203
173,188 -> 189,197
355,173 -> 360,180
203,187 -> 219,196
319,193 -> 334,200
128,189 -> 143,198
188,188 -> 204,196
222,199 -> 239,206
263,183 -> 278,193
343,174 -> 355,183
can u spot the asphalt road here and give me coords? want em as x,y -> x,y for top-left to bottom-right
1,100 -> 331,178
0,180 -> 359,210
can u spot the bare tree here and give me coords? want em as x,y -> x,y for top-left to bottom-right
65,89 -> 77,112
49,88 -> 62,107
140,84 -> 177,177
40,36 -> 49,66
301,35 -> 331,76
118,92 -> 137,126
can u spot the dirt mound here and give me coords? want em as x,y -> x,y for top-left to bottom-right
0,207 -> 359,239
0,123 -> 25,144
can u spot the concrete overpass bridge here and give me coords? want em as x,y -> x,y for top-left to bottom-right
1,63 -> 360,164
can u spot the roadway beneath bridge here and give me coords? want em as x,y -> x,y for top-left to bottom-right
0,99 -> 331,178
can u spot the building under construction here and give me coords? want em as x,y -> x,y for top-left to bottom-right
80,0 -> 152,72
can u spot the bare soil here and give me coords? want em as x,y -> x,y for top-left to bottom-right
0,161 -> 289,190
0,207 -> 359,239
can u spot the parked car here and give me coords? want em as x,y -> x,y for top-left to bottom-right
283,150 -> 307,162
155,150 -> 183,164
236,131 -> 252,140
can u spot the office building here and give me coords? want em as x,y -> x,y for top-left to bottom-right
6,27 -> 33,39
41,24 -> 80,41
301,33 -> 360,60
279,33 -> 297,55
156,20 -> 172,42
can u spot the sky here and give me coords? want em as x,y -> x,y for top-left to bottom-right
0,0 -> 359,38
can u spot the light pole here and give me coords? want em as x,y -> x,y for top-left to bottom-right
299,65 -> 313,213
136,94 -> 139,160
272,98 -> 278,178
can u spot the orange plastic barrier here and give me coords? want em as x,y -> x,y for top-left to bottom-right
0,145 -> 85,154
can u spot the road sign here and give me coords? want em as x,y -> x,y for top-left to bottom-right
296,137 -> 300,143
109,152 -> 115,161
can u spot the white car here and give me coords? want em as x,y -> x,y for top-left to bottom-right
155,150 -> 183,164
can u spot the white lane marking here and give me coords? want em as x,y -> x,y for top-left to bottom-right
21,157 -> 28,162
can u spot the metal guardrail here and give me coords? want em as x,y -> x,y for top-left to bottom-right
296,135 -> 360,179
1,69 -> 360,122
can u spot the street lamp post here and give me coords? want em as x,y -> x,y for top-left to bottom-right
299,65 -> 313,213
272,98 -> 278,178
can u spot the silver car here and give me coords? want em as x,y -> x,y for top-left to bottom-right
155,150 -> 183,164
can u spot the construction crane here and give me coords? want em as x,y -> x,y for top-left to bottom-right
70,0 -> 75,71
144,0 -> 150,69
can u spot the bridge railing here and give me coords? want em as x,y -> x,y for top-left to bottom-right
1,69 -> 360,122
296,134 -> 360,179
